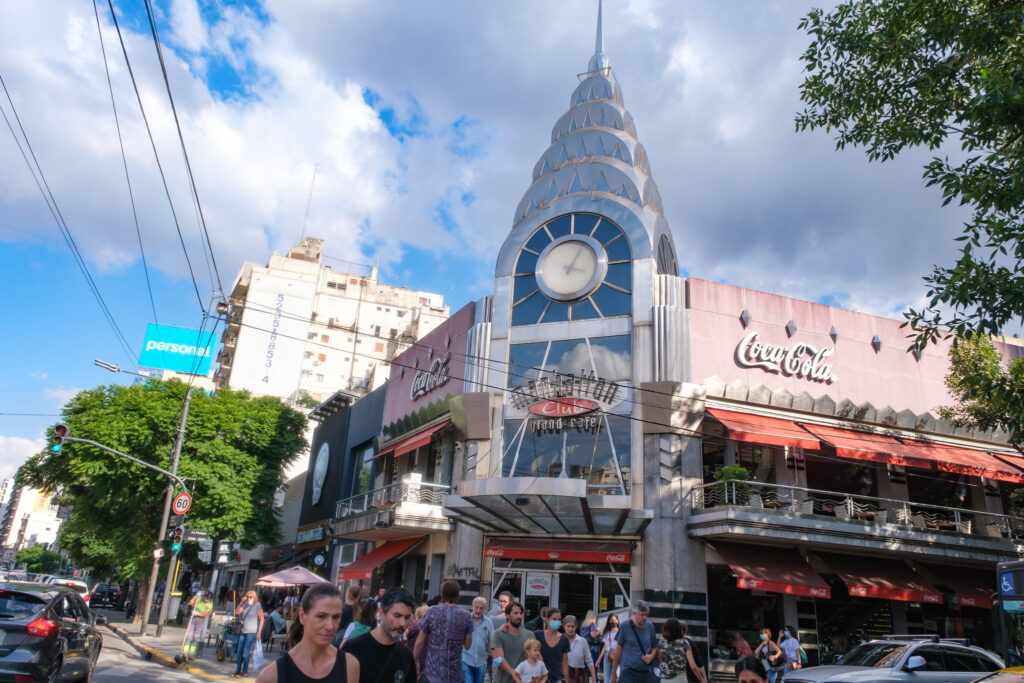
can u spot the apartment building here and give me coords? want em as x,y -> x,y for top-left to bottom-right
214,238 -> 449,404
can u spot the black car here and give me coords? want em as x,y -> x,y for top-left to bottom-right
0,581 -> 105,682
88,584 -> 120,608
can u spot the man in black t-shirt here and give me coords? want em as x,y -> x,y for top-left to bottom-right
344,588 -> 417,683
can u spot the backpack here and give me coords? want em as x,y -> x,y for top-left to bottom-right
683,638 -> 704,683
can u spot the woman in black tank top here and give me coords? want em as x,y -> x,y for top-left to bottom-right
255,584 -> 349,683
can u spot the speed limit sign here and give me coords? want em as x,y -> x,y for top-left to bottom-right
172,492 -> 192,515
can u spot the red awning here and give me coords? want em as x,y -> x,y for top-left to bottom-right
378,420 -> 452,459
484,539 -> 631,564
896,440 -> 1024,485
336,537 -> 424,580
819,553 -> 942,604
799,423 -> 934,469
919,564 -> 994,609
713,542 -> 830,599
706,409 -> 820,451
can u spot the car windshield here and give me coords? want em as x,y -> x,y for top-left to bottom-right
839,643 -> 909,667
0,591 -> 46,620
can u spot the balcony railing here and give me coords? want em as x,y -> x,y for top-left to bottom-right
691,480 -> 1024,540
335,478 -> 450,519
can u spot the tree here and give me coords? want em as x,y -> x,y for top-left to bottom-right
796,0 -> 1024,441
941,333 -> 1024,447
15,546 -> 63,574
18,379 -> 308,622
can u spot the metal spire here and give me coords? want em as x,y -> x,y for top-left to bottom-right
587,0 -> 610,73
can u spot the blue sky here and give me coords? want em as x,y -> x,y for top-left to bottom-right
0,0 -> 978,477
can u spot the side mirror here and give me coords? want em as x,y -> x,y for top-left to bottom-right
905,655 -> 926,671
94,614 -> 107,626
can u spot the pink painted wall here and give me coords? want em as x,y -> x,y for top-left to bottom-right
686,279 -> 1024,417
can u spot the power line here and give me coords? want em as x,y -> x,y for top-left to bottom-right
0,72 -> 137,365
140,0 -> 225,299
92,0 -> 160,328
103,0 -> 205,314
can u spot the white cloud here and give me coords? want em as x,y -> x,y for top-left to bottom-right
42,387 -> 80,407
0,436 -> 43,480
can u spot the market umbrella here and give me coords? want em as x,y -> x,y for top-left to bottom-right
255,566 -> 329,587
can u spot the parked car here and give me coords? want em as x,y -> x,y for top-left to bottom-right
89,584 -> 121,608
784,635 -> 1003,683
0,581 -> 105,682
48,578 -> 90,607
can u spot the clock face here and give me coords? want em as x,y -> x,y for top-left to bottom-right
536,235 -> 607,302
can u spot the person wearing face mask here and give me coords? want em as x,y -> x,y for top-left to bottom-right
233,590 -> 266,678
596,615 -> 619,683
777,626 -> 802,675
533,606 -> 570,683
752,629 -> 782,683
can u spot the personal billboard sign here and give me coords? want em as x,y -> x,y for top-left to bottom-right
138,324 -> 215,375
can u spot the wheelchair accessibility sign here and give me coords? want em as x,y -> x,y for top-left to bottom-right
1001,573 -> 1016,595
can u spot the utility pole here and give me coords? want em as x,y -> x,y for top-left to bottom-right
142,390 -> 191,637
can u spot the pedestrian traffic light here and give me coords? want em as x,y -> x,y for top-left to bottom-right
51,424 -> 69,454
171,525 -> 184,553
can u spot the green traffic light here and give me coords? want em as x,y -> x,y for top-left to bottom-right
51,444 -> 61,453
171,542 -> 182,553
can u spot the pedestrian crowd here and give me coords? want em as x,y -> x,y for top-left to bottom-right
219,583 -> 751,683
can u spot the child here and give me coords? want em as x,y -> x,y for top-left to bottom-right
516,638 -> 549,683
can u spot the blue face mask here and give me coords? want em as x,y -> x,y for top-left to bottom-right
549,620 -> 562,631
783,631 -> 790,638
760,634 -> 767,641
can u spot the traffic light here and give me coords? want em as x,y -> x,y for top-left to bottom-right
51,424 -> 69,454
171,525 -> 184,553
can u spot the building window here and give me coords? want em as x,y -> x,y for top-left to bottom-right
308,332 -> 316,340
315,374 -> 325,383
318,353 -> 327,362
419,297 -> 429,304
397,310 -> 406,318
321,334 -> 329,342
376,306 -> 382,311
374,342 -> 384,352
389,328 -> 398,339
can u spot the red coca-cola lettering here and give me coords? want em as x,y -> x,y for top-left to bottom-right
527,398 -> 600,417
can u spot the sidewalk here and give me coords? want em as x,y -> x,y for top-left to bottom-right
101,609 -> 279,680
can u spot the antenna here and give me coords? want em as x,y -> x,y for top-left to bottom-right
300,163 -> 319,241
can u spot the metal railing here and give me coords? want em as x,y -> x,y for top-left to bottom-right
691,480 -> 1024,540
335,478 -> 450,518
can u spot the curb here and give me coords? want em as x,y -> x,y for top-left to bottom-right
106,621 -> 236,680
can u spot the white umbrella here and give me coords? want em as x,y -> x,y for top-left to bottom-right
255,565 -> 329,587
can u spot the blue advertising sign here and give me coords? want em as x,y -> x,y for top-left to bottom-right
138,324 -> 215,375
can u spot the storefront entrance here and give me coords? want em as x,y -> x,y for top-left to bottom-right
491,561 -> 631,629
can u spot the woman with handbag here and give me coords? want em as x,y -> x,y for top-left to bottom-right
777,626 -> 802,676
752,629 -> 782,683
233,590 -> 266,678
564,616 -> 596,683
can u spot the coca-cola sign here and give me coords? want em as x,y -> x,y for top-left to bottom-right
410,352 -> 450,400
735,332 -> 837,383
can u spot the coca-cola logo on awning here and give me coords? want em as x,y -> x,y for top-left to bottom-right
735,332 -> 837,383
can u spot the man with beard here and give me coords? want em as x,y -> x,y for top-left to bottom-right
344,588 -> 417,683
492,602 -> 531,683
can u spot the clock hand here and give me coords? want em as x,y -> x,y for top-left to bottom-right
564,246 -> 586,274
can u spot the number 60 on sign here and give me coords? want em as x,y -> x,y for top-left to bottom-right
172,492 -> 192,514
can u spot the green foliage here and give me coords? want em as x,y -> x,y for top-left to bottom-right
940,334 -> 1024,447
796,0 -> 1024,439
15,546 -> 63,574
713,465 -> 752,504
18,379 -> 308,579
294,394 -> 320,409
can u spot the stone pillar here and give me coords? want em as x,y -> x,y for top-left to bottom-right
445,522 -> 484,606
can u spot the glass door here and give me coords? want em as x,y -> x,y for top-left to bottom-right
524,572 -> 554,631
598,576 -> 630,618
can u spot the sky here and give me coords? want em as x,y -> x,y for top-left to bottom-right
0,0 -> 975,481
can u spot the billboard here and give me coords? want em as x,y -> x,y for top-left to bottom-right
138,324 -> 215,375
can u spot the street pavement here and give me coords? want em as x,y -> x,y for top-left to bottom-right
93,607 -> 281,681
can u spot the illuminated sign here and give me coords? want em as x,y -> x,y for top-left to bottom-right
527,398 -> 599,417
138,324 -> 215,375
735,332 -> 836,383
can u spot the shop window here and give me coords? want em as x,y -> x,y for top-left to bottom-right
906,469 -> 971,510
706,565 -> 784,662
702,425 -> 727,484
805,451 -> 878,498
736,444 -> 777,483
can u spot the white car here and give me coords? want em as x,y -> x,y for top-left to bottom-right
783,636 -> 1003,683
48,578 -> 91,606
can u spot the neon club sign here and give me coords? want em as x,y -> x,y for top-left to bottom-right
509,370 -> 622,435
